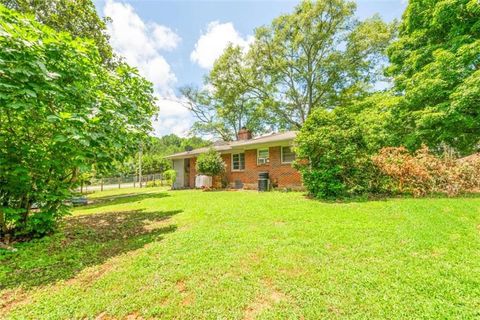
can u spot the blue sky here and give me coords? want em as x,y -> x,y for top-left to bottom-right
94,0 -> 407,136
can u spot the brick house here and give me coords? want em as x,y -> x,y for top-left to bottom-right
165,130 -> 302,190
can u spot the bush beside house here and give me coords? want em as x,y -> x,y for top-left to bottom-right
294,109 -> 381,199
195,149 -> 226,188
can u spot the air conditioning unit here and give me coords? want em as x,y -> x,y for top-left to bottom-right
258,158 -> 269,165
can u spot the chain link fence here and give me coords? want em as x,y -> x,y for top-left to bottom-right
79,173 -> 167,193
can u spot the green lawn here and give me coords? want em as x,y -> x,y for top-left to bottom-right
1,188 -> 480,319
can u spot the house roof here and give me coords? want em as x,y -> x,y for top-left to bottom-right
165,131 -> 297,160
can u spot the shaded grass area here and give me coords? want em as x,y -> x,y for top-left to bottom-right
85,190 -> 170,209
1,187 -> 480,319
0,206 -> 179,290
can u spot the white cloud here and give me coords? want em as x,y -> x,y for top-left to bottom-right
104,0 -> 193,136
152,97 -> 192,137
191,21 -> 253,69
152,25 -> 181,51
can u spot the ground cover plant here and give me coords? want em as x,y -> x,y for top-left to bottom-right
1,187 -> 479,319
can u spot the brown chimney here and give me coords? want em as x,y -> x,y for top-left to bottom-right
237,127 -> 252,140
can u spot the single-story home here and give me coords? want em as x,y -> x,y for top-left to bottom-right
165,129 -> 302,190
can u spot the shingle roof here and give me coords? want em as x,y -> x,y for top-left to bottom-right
165,131 -> 297,159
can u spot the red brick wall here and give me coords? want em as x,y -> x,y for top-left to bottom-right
188,146 -> 302,189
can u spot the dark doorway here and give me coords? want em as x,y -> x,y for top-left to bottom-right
184,158 -> 190,188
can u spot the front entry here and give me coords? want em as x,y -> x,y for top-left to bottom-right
184,158 -> 190,188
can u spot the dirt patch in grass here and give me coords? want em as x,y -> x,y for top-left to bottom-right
175,279 -> 195,306
94,312 -> 144,320
243,279 -> 286,320
0,288 -> 30,314
176,280 -> 186,293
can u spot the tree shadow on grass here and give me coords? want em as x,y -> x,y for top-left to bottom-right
0,209 -> 180,290
85,191 -> 170,209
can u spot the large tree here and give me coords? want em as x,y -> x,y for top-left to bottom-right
386,0 -> 480,154
243,0 -> 394,128
182,46 -> 268,141
184,0 -> 394,138
0,6 -> 156,238
0,0 -> 113,65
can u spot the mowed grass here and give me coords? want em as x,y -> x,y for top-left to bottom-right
1,188 -> 480,319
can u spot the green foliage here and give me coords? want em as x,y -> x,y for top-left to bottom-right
1,0 -> 114,65
183,0 -> 395,138
295,108 -> 380,198
0,6 -> 157,239
145,134 -> 210,158
386,0 -> 480,154
351,92 -> 401,151
182,46 -> 268,141
139,134 -> 209,178
195,149 -> 226,177
246,0 -> 394,128
163,169 -> 177,188
141,154 -> 171,175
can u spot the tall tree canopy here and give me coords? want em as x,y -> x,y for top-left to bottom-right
184,0 -> 395,136
181,45 -> 268,141
386,0 -> 480,154
184,0 -> 395,138
0,5 -> 157,238
0,0 -> 113,64
248,0 -> 394,128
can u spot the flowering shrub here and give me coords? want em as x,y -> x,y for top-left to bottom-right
373,146 -> 480,197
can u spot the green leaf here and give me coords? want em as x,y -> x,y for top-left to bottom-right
59,112 -> 72,119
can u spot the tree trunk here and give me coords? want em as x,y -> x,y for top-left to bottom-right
20,194 -> 30,227
0,208 -> 6,237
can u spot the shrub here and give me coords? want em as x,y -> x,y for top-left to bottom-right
146,180 -> 165,188
373,146 -> 480,197
163,169 -> 177,188
295,109 -> 380,199
195,149 -> 226,177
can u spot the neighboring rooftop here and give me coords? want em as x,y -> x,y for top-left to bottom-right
165,131 -> 297,159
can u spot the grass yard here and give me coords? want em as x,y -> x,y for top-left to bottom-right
1,188 -> 480,319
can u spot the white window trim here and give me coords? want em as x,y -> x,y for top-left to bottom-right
281,146 -> 295,164
231,152 -> 245,171
257,148 -> 270,165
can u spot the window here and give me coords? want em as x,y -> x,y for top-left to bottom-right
257,148 -> 269,165
281,146 -> 296,163
232,153 -> 245,171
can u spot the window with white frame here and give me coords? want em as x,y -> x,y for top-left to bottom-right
281,146 -> 296,163
257,148 -> 269,165
232,153 -> 245,171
